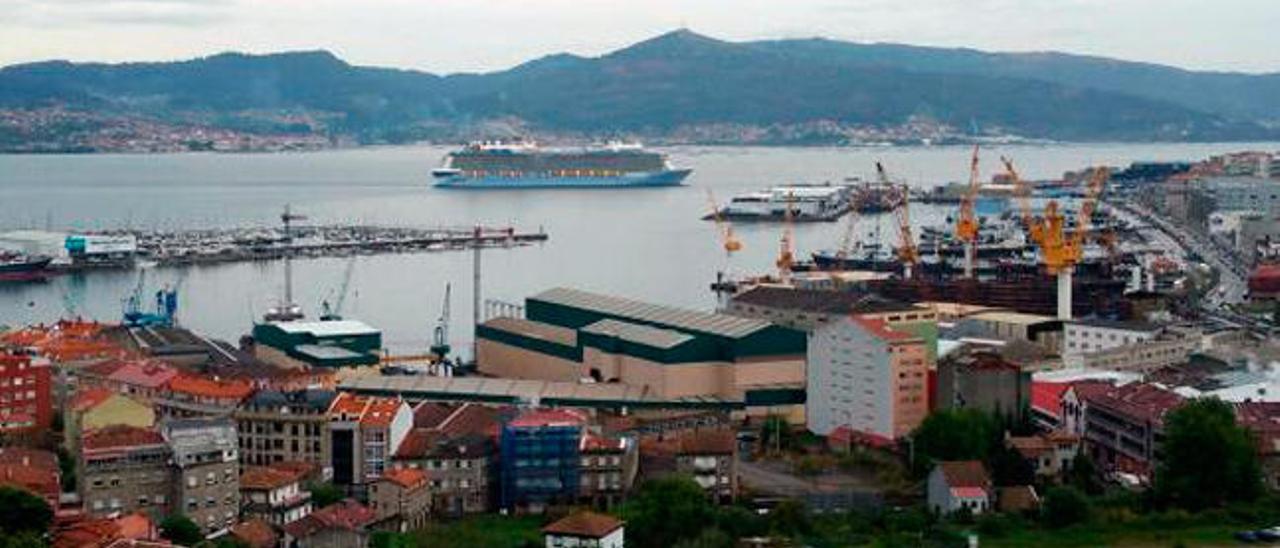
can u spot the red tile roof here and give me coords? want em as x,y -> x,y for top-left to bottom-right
83,425 -> 164,451
677,429 -> 735,455
114,512 -> 153,540
230,519 -> 278,548
167,374 -> 254,400
412,402 -> 455,428
852,316 -> 913,342
1083,382 -> 1185,425
283,499 -> 375,538
53,518 -> 121,548
107,360 -> 177,389
393,428 -> 444,459
542,511 -> 623,538
240,466 -> 305,491
438,403 -> 502,438
0,463 -> 59,500
580,433 -> 627,453
360,398 -> 404,427
508,408 -> 587,428
381,468 -> 428,489
938,460 -> 990,489
1030,381 -> 1070,418
70,387 -> 122,413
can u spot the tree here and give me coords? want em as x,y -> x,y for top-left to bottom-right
371,531 -> 418,548
671,528 -> 733,548
910,408 -> 998,474
1066,453 -> 1103,496
307,481 -> 345,508
0,531 -> 45,548
769,499 -> 811,537
988,444 -> 1035,487
713,505 -> 767,540
0,486 -> 53,536
622,476 -> 716,548
1156,398 -> 1262,510
1042,486 -> 1090,528
159,514 -> 204,546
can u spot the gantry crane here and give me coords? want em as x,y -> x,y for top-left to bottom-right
955,145 -> 982,278
878,162 -> 918,278
776,191 -> 796,284
1000,157 -> 1109,319
431,283 -> 452,363
705,189 -> 743,256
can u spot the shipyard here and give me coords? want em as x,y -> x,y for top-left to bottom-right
5,6 -> 1280,547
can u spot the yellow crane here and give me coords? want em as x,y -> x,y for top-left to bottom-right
706,189 -> 743,256
1000,158 -> 1109,319
955,145 -> 982,278
776,191 -> 796,284
878,162 -> 918,278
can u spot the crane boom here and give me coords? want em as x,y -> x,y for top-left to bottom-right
431,283 -> 452,360
1000,156 -> 1035,228
706,189 -> 742,255
878,162 -> 917,276
776,191 -> 796,283
956,145 -> 982,278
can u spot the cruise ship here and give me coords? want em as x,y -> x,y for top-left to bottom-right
432,141 -> 691,189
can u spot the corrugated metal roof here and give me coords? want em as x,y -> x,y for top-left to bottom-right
482,317 -> 577,346
272,320 -> 380,337
582,318 -> 694,349
339,375 -> 735,407
533,287 -> 771,338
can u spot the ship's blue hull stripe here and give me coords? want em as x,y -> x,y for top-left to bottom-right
433,169 -> 691,189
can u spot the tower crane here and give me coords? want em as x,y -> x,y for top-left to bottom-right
705,189 -> 743,256
776,191 -> 796,284
879,162 -> 918,278
955,145 -> 982,279
1000,158 -> 1109,320
320,256 -> 357,321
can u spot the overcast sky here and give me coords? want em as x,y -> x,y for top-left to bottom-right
2,0 -> 1278,74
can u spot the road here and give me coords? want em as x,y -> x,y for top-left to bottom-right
1108,199 -> 1247,307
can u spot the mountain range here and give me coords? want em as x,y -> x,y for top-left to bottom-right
2,29 -> 1279,145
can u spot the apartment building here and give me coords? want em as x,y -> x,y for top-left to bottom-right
500,409 -> 587,512
578,433 -> 638,510
240,465 -> 313,526
158,374 -> 254,418
674,429 -> 738,503
67,387 -> 155,455
327,392 -> 412,493
368,468 -> 431,533
235,389 -> 336,470
394,432 -> 494,516
80,425 -> 172,518
162,417 -> 240,533
807,316 -> 929,441
1080,382 -> 1185,477
0,352 -> 53,434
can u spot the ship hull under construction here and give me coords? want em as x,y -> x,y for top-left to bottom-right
866,276 -> 1128,318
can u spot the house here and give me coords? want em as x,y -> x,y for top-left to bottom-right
77,359 -> 178,403
162,417 -> 240,533
326,393 -> 412,494
235,389 -> 337,470
281,499 -> 375,548
240,465 -> 313,526
1079,382 -> 1184,476
391,401 -> 505,516
927,461 -> 991,516
67,387 -> 155,454
937,350 -> 1032,423
1005,431 -> 1081,481
228,518 -> 279,548
1029,381 -> 1070,431
807,316 -> 929,441
1233,402 -> 1280,490
0,446 -> 61,509
542,511 -> 624,548
368,468 -> 431,533
158,374 -> 254,418
578,433 -> 639,510
675,429 -> 738,503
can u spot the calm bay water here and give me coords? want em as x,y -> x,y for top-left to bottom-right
1,142 -> 1275,354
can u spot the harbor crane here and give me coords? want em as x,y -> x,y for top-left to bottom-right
955,145 -> 982,279
776,191 -> 796,284
705,189 -> 743,256
123,268 -> 184,327
265,204 -> 307,322
431,283 -> 452,362
879,162 -> 918,278
320,256 -> 357,321
1001,157 -> 1109,320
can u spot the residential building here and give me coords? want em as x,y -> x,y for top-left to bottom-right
280,499 -> 375,548
578,433 -> 639,509
240,465 -> 313,526
0,447 -> 61,509
77,359 -> 178,403
476,288 -> 807,413
0,352 -> 53,433
926,461 -> 991,516
228,519 -> 279,548
235,389 -> 336,470
1080,382 -> 1185,477
394,432 -> 494,516
938,350 -> 1032,422
158,374 -> 254,418
1235,402 -> 1280,490
542,511 -> 624,548
807,316 -> 928,440
162,418 -> 240,533
1005,431 -> 1081,482
1201,176 -> 1280,214
67,387 -> 155,454
1064,322 -> 1200,371
500,409 -> 587,512
80,425 -> 172,518
674,429 -> 738,503
327,393 -> 412,493
1029,381 -> 1070,431
368,468 -> 431,533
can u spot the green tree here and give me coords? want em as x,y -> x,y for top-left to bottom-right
622,476 -> 716,548
159,514 -> 204,546
1156,398 -> 1262,510
1042,486 -> 1090,528
910,408 -> 998,474
1066,453 -> 1102,495
769,499 -> 811,537
0,530 -> 46,548
371,531 -> 418,548
0,486 -> 53,536
307,481 -> 345,508
713,505 -> 768,540
671,527 -> 733,548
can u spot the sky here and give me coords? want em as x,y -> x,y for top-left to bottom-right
2,0 -> 1279,74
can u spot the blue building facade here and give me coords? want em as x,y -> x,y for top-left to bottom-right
499,410 -> 585,511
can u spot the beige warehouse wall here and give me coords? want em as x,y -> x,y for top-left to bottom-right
476,340 -> 582,382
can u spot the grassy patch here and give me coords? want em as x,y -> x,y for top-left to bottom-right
411,515 -> 543,548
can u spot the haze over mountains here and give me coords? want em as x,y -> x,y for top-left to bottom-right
2,29 -> 1279,147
